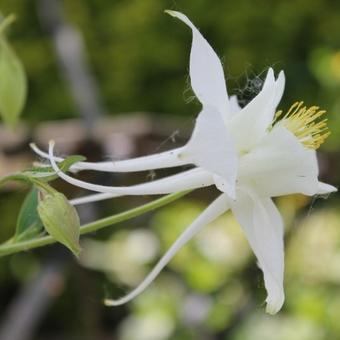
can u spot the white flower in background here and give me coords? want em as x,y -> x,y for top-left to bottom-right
33,11 -> 337,314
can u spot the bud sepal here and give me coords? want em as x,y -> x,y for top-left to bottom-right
37,190 -> 81,257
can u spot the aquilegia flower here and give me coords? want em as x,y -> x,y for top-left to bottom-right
33,11 -> 336,314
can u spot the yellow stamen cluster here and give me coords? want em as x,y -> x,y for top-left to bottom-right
273,101 -> 330,150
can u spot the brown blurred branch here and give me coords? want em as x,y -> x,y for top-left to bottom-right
0,260 -> 66,340
36,0 -> 106,137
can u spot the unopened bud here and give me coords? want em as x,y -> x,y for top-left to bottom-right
38,192 -> 81,256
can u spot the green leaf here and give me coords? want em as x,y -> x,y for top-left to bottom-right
23,155 -> 86,181
0,155 -> 85,244
0,36 -> 27,128
14,188 -> 44,242
0,155 -> 86,187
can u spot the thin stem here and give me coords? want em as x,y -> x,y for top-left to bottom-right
30,178 -> 56,195
0,190 -> 192,257
0,14 -> 16,35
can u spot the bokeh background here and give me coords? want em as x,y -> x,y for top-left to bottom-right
1,0 -> 340,339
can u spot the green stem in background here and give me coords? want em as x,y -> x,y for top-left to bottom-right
0,190 -> 192,257
0,14 -> 16,35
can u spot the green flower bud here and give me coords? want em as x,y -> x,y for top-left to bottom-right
37,192 -> 81,256
0,16 -> 27,128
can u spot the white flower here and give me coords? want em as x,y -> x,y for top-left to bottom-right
33,11 -> 336,314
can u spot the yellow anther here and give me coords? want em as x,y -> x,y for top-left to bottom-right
274,101 -> 330,149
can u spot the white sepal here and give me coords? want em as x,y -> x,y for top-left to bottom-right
317,182 -> 337,195
239,126 -> 319,197
230,190 -> 285,315
181,108 -> 237,198
48,141 -> 214,196
229,68 -> 277,151
105,194 -> 229,306
31,143 -> 186,173
166,10 -> 230,118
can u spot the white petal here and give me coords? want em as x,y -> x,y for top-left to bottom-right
273,71 -> 285,109
105,194 -> 229,306
239,126 -> 319,197
166,10 -> 230,118
229,68 -> 283,151
70,193 -> 119,205
31,143 -> 186,173
229,95 -> 241,115
48,141 -> 213,195
31,143 -> 64,162
317,182 -> 337,195
180,108 -> 237,198
231,190 -> 284,314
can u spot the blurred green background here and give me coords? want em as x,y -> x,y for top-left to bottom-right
1,0 -> 340,339
2,0 -> 340,149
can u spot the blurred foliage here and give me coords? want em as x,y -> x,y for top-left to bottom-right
79,196 -> 340,340
0,14 -> 27,128
0,0 -> 340,149
1,1 -> 340,339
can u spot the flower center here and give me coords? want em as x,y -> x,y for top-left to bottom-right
273,101 -> 330,149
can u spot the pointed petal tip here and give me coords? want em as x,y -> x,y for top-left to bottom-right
276,71 -> 285,86
265,305 -> 280,315
164,10 -> 185,21
103,299 -> 111,306
317,182 -> 338,195
164,9 -> 177,17
30,142 -> 41,156
267,68 -> 285,85
265,294 -> 285,315
164,10 -> 193,29
261,67 -> 276,92
266,300 -> 283,315
278,70 -> 285,78
267,67 -> 274,78
104,298 -> 123,307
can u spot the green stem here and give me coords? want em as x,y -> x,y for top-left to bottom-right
30,178 -> 56,195
0,190 -> 192,257
0,14 -> 16,35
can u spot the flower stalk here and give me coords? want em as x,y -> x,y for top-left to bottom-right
0,190 -> 191,257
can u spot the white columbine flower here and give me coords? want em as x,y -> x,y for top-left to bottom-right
33,11 -> 336,314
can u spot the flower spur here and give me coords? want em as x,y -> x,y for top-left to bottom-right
33,11 -> 336,314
